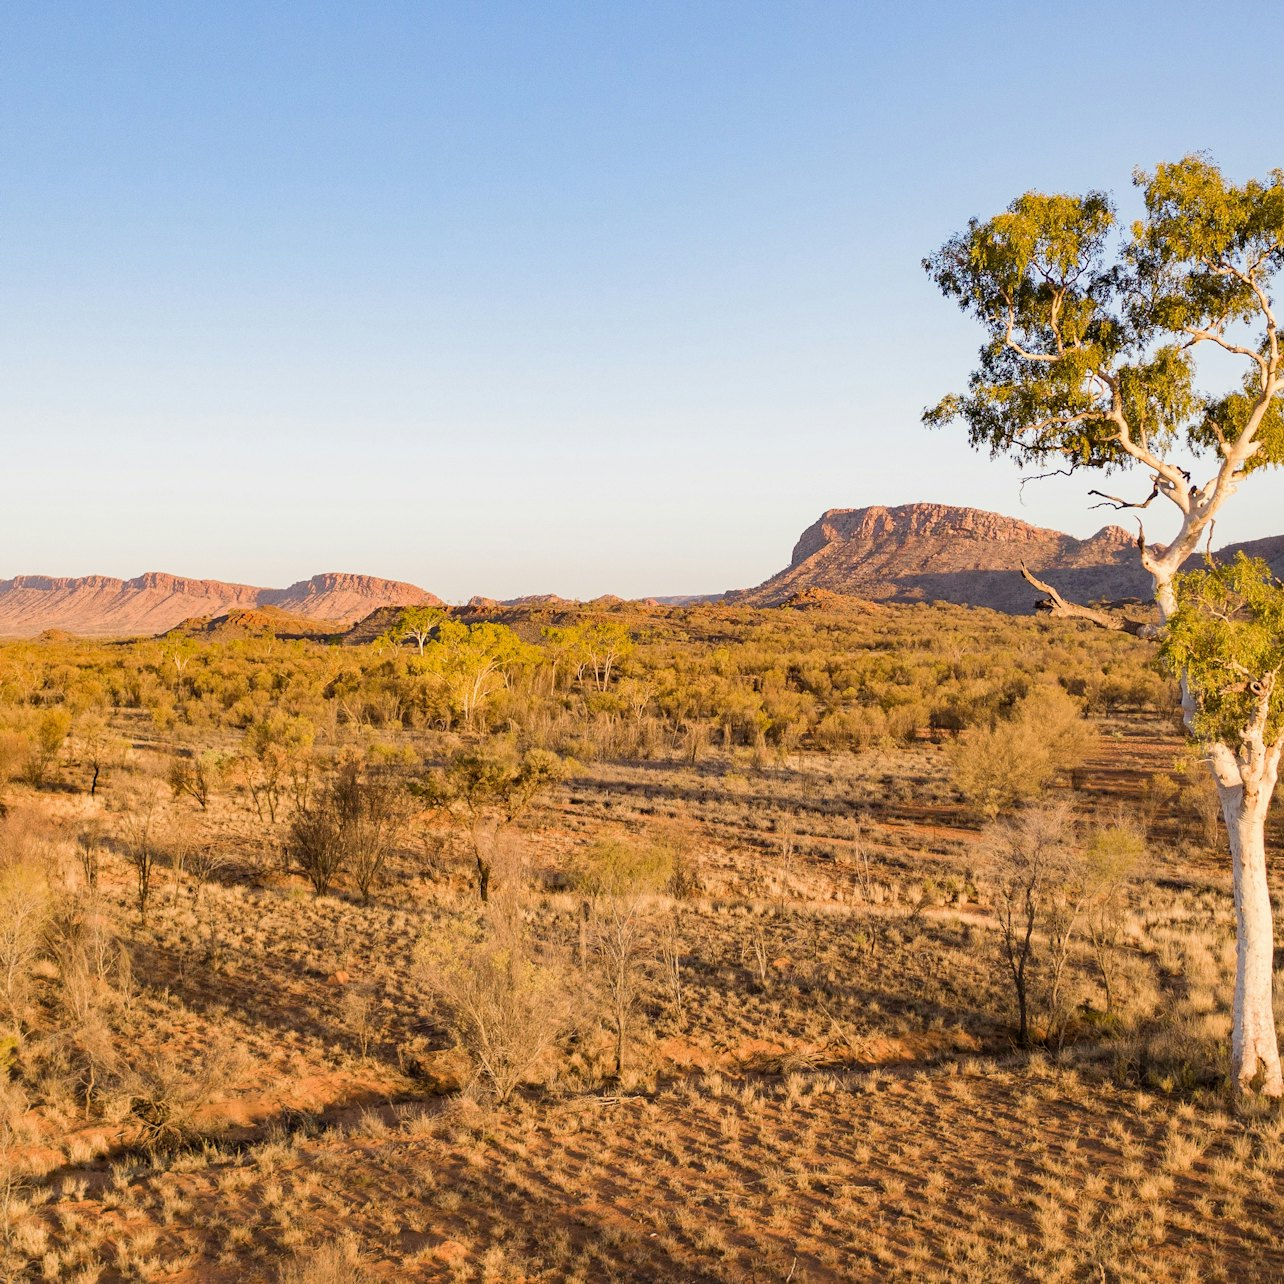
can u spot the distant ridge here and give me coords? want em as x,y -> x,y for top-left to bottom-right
731,503 -> 1284,612
0,571 -> 441,638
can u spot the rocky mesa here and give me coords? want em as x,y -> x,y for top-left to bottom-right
733,503 -> 1284,612
0,571 -> 441,638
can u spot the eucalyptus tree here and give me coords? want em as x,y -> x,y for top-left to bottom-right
925,157 -> 1284,1094
392,604 -> 445,655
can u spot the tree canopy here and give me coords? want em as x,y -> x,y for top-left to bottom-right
924,157 -> 1284,538
1161,554 -> 1284,749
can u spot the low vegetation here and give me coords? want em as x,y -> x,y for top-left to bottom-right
0,597 -> 1277,1279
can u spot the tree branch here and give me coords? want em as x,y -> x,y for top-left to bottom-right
1087,483 -> 1159,511
1019,564 -> 1157,638
1018,465 -> 1077,498
1181,325 -> 1269,369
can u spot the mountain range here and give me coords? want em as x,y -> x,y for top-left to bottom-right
0,572 -> 441,638
3,504 -> 1281,636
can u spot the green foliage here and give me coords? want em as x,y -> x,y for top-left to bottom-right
951,686 -> 1095,820
434,747 -> 566,823
418,620 -> 540,728
0,603 -> 1166,784
21,709 -> 71,789
391,604 -> 445,653
543,620 -> 635,691
569,837 -> 675,900
925,156 -> 1284,474
1160,554 -> 1284,746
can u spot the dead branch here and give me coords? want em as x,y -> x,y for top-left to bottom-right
1087,483 -> 1159,511
1019,564 -> 1156,639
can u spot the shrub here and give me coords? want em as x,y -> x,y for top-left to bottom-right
288,760 -> 409,900
419,896 -> 576,1103
951,686 -> 1095,820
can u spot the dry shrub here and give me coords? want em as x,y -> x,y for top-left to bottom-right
0,1080 -> 38,1274
0,810 -> 63,1029
277,1234 -> 369,1284
114,780 -> 165,922
419,892 -> 576,1103
567,835 -> 675,1081
289,759 -> 409,900
0,732 -> 28,814
126,1045 -> 238,1154
987,803 -> 1081,1045
29,897 -> 133,1111
952,686 -> 1095,820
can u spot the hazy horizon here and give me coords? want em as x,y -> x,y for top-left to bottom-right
6,2 -> 1283,600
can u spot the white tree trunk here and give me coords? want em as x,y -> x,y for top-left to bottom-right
1221,781 -> 1284,1096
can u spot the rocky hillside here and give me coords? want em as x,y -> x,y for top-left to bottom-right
162,606 -> 340,642
0,571 -> 440,638
733,503 -> 1283,612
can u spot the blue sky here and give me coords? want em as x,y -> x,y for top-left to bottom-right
4,2 -> 1282,599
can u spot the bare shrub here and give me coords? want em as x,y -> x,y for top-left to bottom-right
0,813 -> 60,1031
419,892 -> 576,1103
0,732 -> 27,815
117,784 -> 164,923
126,1046 -> 237,1154
987,803 -> 1082,1045
168,748 -> 224,810
343,770 -> 410,904
0,1082 -> 36,1274
658,909 -> 686,1025
340,987 -> 380,1061
289,760 -> 409,900
74,823 -> 102,891
0,866 -> 48,1030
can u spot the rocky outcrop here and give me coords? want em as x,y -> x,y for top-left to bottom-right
260,573 -> 441,625
734,503 -> 1283,613
164,606 -> 339,641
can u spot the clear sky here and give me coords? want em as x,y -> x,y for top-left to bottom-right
4,2 -> 1282,600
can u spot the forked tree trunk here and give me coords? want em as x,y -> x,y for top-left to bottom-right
1222,781 -> 1284,1096
1156,573 -> 1284,1097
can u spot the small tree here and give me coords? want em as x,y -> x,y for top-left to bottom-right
168,750 -> 223,811
430,748 -> 565,902
73,714 -> 128,797
240,714 -> 315,825
21,709 -> 71,789
571,837 -> 674,1081
926,157 -> 1284,1093
1081,820 -> 1145,1014
987,805 -> 1079,1045
392,604 -> 445,655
